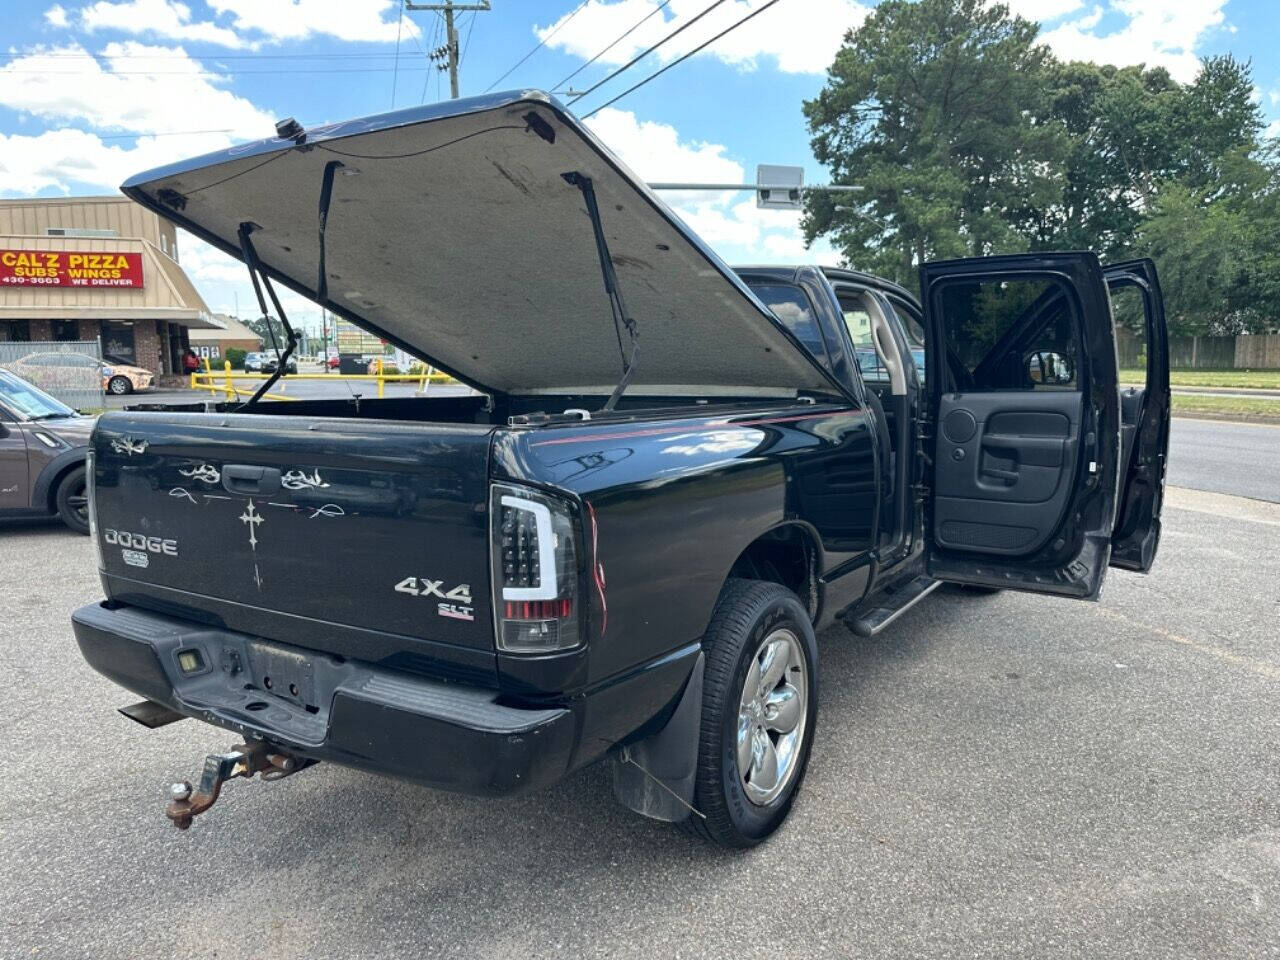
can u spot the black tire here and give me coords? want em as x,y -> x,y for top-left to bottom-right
55,466 -> 90,534
107,375 -> 132,395
682,579 -> 818,848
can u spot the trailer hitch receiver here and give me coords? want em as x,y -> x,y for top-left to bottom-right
165,740 -> 312,830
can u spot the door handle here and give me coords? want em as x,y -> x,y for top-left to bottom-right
982,466 -> 1019,482
222,464 -> 281,496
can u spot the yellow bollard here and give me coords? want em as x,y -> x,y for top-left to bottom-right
377,356 -> 385,399
223,360 -> 234,401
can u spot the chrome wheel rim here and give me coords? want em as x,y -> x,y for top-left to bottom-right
737,627 -> 808,806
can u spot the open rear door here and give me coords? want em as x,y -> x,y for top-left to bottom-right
921,253 -> 1122,599
1105,258 -> 1170,572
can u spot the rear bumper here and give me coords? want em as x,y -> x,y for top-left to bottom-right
72,602 -> 575,797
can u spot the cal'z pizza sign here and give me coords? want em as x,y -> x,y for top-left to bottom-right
0,249 -> 145,288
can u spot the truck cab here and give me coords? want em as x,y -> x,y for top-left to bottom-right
737,255 -> 1170,625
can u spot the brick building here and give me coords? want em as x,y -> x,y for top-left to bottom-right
0,196 -> 223,375
187,313 -> 263,362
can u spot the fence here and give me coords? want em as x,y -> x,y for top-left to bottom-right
1117,332 -> 1280,370
190,357 -> 454,403
0,340 -> 104,410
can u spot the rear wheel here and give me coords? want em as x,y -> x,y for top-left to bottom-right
107,375 -> 132,395
683,579 -> 818,848
55,466 -> 90,534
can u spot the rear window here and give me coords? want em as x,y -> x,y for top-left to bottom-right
747,282 -> 829,366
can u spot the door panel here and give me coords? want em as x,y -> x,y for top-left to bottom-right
922,253 -> 1121,599
1105,258 -> 1170,572
0,419 -> 30,510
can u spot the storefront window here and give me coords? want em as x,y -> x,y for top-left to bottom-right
52,320 -> 79,342
103,321 -> 137,364
2,321 -> 31,342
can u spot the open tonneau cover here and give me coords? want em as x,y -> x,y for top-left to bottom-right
121,90 -> 840,398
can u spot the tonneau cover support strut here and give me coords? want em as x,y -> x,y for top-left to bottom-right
563,171 -> 639,411
236,222 -> 298,409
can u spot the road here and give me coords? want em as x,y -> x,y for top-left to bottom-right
2,485 -> 1278,959
1167,418 -> 1280,503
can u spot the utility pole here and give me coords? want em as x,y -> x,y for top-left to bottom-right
404,0 -> 491,99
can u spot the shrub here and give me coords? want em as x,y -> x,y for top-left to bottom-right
225,348 -> 247,370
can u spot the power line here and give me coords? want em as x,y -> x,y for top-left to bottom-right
567,0 -> 728,104
391,0 -> 406,107
551,0 -> 671,94
2,66 -> 439,76
98,128 -> 235,139
581,0 -> 787,119
483,0 -> 589,93
406,1 -> 492,99
7,50 -> 425,60
421,11 -> 443,103
461,10 -> 478,65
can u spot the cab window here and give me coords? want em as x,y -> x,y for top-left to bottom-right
1109,283 -> 1147,387
840,299 -> 885,383
747,282 -> 830,367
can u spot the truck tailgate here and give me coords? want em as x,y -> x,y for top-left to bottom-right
92,411 -> 496,677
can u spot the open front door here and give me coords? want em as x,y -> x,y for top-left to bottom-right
1105,258 -> 1170,572
921,253 -> 1122,599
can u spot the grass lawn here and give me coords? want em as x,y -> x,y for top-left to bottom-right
1172,393 -> 1280,423
1121,368 -> 1280,389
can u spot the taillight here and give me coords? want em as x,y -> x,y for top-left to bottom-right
490,482 -> 581,653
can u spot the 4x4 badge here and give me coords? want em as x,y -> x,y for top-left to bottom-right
394,577 -> 474,621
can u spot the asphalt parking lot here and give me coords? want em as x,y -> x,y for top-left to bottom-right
3,456 -> 1278,958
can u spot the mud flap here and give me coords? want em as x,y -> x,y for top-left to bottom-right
609,652 -> 704,822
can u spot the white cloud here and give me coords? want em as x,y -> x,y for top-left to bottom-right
0,42 -> 327,326
70,0 -> 415,48
180,233 -> 322,327
0,42 -> 275,137
0,41 -> 274,197
80,0 -> 247,48
43,4 -> 69,27
206,0 -> 416,45
539,0 -> 869,77
1039,0 -> 1228,82
585,107 -> 835,266
1002,0 -> 1085,22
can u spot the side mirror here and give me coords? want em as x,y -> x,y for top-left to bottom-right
1026,350 -> 1074,385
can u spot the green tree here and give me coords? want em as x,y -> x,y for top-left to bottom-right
243,314 -> 290,354
1031,56 -> 1265,260
802,0 -> 1068,290
1138,144 -> 1280,335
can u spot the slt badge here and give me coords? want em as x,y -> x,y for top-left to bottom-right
395,577 -> 474,622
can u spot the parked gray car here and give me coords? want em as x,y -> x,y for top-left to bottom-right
0,370 -> 95,533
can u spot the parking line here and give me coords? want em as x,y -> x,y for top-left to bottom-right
1096,605 -> 1280,682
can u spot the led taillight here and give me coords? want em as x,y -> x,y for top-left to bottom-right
490,483 -> 582,653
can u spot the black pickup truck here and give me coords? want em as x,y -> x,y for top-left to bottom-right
72,91 -> 1170,847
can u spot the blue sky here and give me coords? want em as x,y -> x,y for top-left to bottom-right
2,0 -> 1274,334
